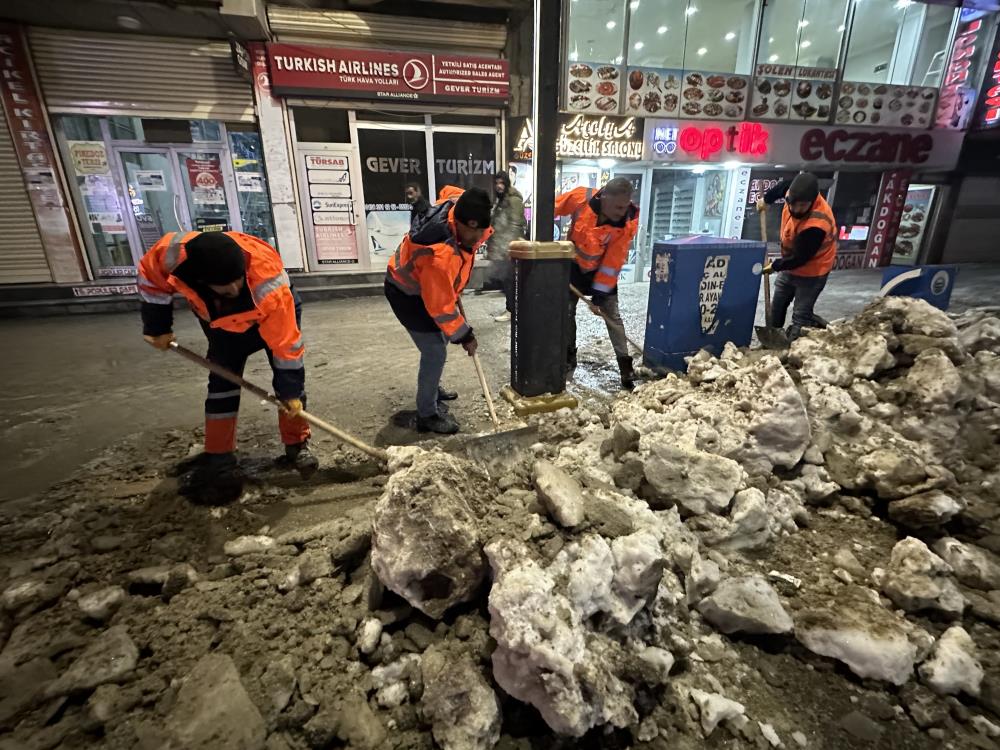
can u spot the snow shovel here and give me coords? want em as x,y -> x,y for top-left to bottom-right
453,300 -> 538,461
754,209 -> 790,349
168,342 -> 389,463
569,284 -> 645,357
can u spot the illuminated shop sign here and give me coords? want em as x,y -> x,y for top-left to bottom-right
936,13 -> 989,129
509,115 -> 645,161
650,122 -> 769,160
975,28 -> 1000,128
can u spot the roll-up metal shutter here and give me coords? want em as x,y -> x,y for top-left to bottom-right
0,113 -> 51,284
28,28 -> 254,122
267,5 -> 507,57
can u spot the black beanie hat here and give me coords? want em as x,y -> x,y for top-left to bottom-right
453,187 -> 492,228
184,232 -> 246,285
787,172 -> 819,205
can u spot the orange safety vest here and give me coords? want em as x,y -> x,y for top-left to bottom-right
555,187 -> 640,293
779,195 -> 838,277
137,231 -> 304,368
386,197 -> 492,342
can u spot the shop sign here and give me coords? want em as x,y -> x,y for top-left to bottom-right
799,129 -> 932,165
266,43 -> 509,105
68,141 -> 108,175
506,115 -> 643,161
974,28 -> 1000,129
649,121 -> 769,160
230,40 -> 251,82
557,115 -> 643,159
315,224 -> 358,264
865,170 -> 912,268
936,12 -> 990,129
302,150 -> 358,265
72,284 -> 137,297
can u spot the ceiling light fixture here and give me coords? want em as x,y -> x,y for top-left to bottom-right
630,0 -> 640,10
657,25 -> 668,34
725,31 -> 736,40
697,47 -> 707,56
800,39 -> 812,48
606,20 -> 617,29
769,54 -> 779,62
837,24 -> 846,32
686,6 -> 698,15
798,19 -> 810,28
634,42 -> 644,50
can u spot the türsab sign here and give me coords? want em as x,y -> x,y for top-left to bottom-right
266,44 -> 509,105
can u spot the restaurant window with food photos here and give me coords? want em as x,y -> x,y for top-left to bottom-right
844,2 -> 957,87
566,0 -> 628,65
757,0 -> 849,69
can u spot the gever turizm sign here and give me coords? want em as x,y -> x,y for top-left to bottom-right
266,44 -> 509,105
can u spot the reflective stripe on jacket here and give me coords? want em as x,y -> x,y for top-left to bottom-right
779,195 -> 838,278
386,190 -> 492,342
555,186 -> 640,293
138,231 -> 305,369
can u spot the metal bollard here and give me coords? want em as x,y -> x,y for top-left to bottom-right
501,240 -> 579,416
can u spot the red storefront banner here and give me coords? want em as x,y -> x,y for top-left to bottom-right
266,44 -> 509,105
185,155 -> 226,206
865,169 -> 912,269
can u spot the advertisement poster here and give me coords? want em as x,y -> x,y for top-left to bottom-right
236,172 -> 264,192
315,224 -> 359,264
68,141 -> 108,175
892,185 -> 936,265
135,170 -> 166,191
866,169 -> 912,268
357,129 -> 427,259
185,155 -> 226,205
88,211 -> 126,234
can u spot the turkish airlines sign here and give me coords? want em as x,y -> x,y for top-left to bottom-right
266,44 -> 509,105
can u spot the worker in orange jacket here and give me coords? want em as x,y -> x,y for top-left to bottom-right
138,231 -> 316,498
556,177 -> 640,390
385,186 -> 493,434
757,172 -> 836,339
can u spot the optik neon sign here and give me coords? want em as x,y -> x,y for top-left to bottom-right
652,122 -> 769,160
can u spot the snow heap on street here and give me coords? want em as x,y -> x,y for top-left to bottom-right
3,297 -> 1000,750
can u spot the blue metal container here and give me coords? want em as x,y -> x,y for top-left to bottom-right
644,235 -> 767,372
880,265 -> 959,311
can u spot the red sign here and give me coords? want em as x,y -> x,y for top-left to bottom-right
0,26 -> 57,171
936,17 -> 984,129
975,27 -> 1000,128
865,170 -> 912,269
266,44 -> 509,105
799,129 -> 932,165
669,122 -> 769,159
184,155 -> 226,206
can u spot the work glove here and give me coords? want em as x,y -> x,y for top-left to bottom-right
281,398 -> 304,418
144,332 -> 176,351
590,291 -> 609,307
756,198 -> 767,213
462,335 -> 479,357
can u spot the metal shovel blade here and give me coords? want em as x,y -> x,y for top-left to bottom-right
457,424 -> 540,464
755,324 -> 790,349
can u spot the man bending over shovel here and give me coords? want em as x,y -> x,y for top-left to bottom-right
138,231 -> 317,496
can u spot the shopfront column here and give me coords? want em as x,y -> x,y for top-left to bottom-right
248,43 -> 306,271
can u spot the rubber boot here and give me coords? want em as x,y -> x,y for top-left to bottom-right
437,386 -> 458,402
617,355 -> 636,392
179,452 -> 243,505
284,440 -> 319,478
417,412 -> 460,435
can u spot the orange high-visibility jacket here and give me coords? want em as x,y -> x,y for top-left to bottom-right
555,186 -> 640,293
138,231 -> 305,370
779,195 -> 838,277
386,190 -> 492,342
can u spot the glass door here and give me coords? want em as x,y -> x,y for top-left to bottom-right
174,149 -> 242,234
116,148 -> 186,258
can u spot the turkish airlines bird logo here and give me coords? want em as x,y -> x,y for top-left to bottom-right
403,59 -> 430,90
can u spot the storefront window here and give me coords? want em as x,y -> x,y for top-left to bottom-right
566,0 -> 628,64
647,168 -> 731,241
292,107 -> 351,143
627,0 -> 687,69
432,131 -> 497,193
844,3 -> 957,85
758,0 -> 848,69
229,129 -> 277,247
108,117 -> 143,141
682,0 -> 757,74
